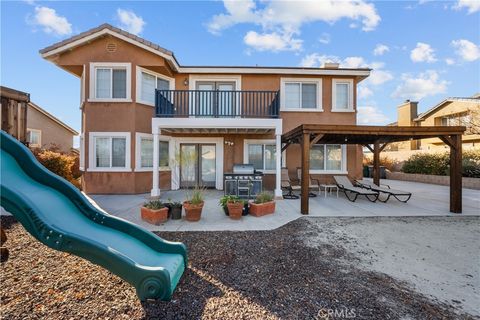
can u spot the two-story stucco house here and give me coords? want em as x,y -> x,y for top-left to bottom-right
40,24 -> 370,196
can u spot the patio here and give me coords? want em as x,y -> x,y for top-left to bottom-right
89,179 -> 480,232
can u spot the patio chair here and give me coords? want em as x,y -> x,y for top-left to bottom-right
281,168 -> 301,199
296,167 -> 320,197
354,179 -> 412,203
333,176 -> 379,202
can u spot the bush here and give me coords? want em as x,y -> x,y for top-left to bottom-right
401,150 -> 480,178
363,155 -> 398,172
143,200 -> 164,210
32,148 -> 81,189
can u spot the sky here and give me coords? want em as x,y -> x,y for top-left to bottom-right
1,0 -> 479,134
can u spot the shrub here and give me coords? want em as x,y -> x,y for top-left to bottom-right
32,148 -> 81,189
401,150 -> 480,178
363,155 -> 398,172
254,192 -> 274,204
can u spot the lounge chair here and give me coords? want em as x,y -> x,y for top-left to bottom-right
354,179 -> 412,203
333,176 -> 379,202
281,168 -> 301,199
296,167 -> 320,197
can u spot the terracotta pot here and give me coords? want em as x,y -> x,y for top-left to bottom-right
183,201 -> 204,222
141,206 -> 169,225
249,201 -> 275,217
227,202 -> 243,220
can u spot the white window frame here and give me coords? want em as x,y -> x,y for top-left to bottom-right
309,144 -> 348,174
27,128 -> 42,148
280,78 -> 323,112
243,139 -> 286,174
134,132 -> 171,172
88,132 -> 131,172
136,66 -> 175,107
89,62 -> 132,102
332,79 -> 354,112
79,133 -> 85,171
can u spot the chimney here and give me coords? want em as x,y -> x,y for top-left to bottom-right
323,62 -> 339,69
397,100 -> 418,126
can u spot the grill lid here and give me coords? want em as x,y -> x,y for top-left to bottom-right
232,163 -> 254,174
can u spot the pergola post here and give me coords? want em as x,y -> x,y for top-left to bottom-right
373,141 -> 380,186
301,132 -> 310,215
450,134 -> 462,213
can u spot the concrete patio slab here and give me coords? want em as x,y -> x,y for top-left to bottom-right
88,179 -> 480,232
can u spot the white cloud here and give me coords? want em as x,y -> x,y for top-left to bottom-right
358,86 -> 373,99
410,42 -> 437,63
207,0 -> 380,51
392,70 -> 448,100
453,0 -> 480,13
318,33 -> 330,44
243,31 -> 302,52
357,106 -> 390,125
32,6 -> 72,36
451,39 -> 480,62
117,9 -> 145,35
300,54 -> 393,86
445,58 -> 456,65
373,44 -> 389,56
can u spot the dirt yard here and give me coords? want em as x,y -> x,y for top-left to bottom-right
1,216 -> 478,319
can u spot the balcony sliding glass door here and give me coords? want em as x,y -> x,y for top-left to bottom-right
194,81 -> 235,117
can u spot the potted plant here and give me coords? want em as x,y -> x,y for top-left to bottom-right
170,200 -> 183,220
141,200 -> 168,225
249,192 -> 275,217
226,197 -> 244,220
183,186 -> 204,221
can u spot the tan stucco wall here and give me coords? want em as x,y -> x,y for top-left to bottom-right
56,35 -> 363,194
27,105 -> 75,152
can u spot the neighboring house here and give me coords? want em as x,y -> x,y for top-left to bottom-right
40,23 -> 370,195
26,101 -> 78,152
389,95 -> 480,151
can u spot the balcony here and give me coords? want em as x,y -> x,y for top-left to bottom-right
155,90 -> 280,118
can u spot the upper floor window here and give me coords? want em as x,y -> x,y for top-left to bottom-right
89,63 -> 131,102
137,67 -> 173,106
281,78 -> 322,111
332,79 -> 354,112
27,129 -> 41,148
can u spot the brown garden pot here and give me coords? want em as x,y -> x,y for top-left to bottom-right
183,201 -> 204,222
249,201 -> 275,217
141,206 -> 169,225
227,202 -> 244,220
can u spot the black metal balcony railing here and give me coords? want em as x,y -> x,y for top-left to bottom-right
155,90 -> 280,118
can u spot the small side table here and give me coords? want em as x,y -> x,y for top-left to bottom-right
320,184 -> 339,198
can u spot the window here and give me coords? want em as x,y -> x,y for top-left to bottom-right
332,79 -> 354,111
310,144 -> 345,172
140,138 -> 169,168
247,143 -> 277,171
88,132 -> 131,171
137,67 -> 173,105
281,78 -> 322,110
90,63 -> 131,101
27,129 -> 41,147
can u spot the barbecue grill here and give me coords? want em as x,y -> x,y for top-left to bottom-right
224,164 -> 263,199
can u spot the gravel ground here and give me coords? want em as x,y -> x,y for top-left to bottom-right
1,216 -> 477,320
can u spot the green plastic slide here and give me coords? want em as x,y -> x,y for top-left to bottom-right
0,131 -> 187,301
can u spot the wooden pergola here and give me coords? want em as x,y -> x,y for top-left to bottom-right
281,125 -> 466,215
